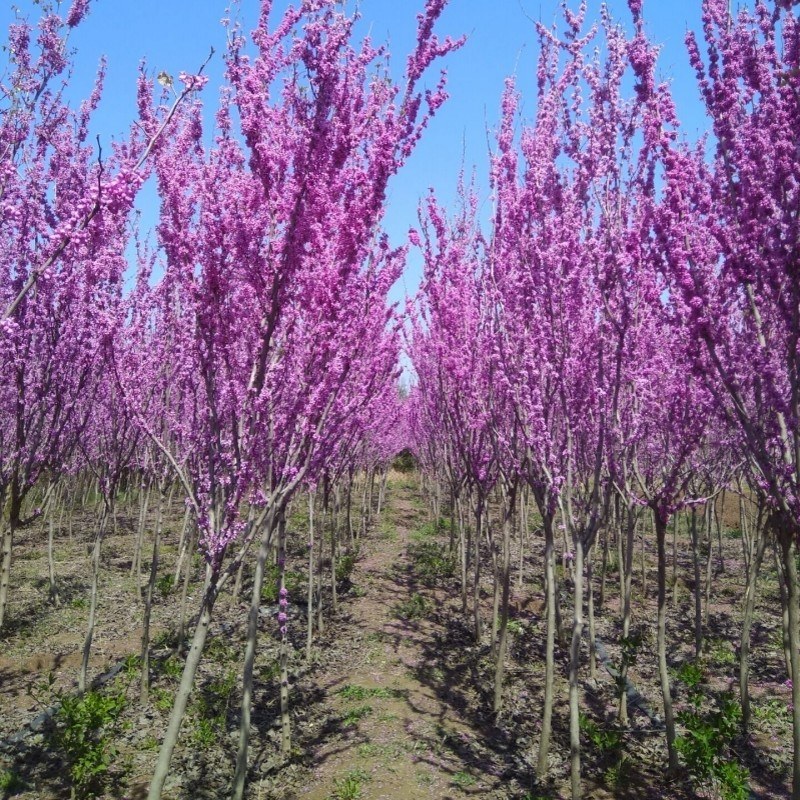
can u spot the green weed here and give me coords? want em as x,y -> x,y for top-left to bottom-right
392,451 -> 416,473
395,592 -> 431,620
260,564 -> 281,604
259,660 -> 280,682
155,573 -> 174,598
411,517 -> 448,542
579,711 -> 627,788
0,769 -> 24,794
50,688 -> 126,799
752,698 -> 791,726
288,506 -> 310,531
408,540 -> 455,584
603,754 -> 631,789
205,637 -> 237,664
707,638 -> 736,666
139,734 -> 159,751
189,669 -> 237,749
377,522 -> 398,542
157,654 -> 183,681
190,717 -> 217,749
336,552 -> 358,583
675,660 -> 704,690
416,770 -> 434,786
151,687 -> 173,713
341,704 -> 372,726
675,663 -> 749,800
452,770 -> 476,789
338,684 -> 399,701
121,654 -> 141,676
614,631 -> 643,698
330,768 -> 370,800
357,742 -> 402,759
261,565 -> 303,603
151,629 -> 181,651
578,713 -> 623,755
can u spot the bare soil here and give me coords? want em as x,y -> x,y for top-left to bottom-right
0,475 -> 794,799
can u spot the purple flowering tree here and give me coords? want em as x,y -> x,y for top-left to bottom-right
656,1 -> 800,793
113,2 -> 462,797
0,0 -> 204,632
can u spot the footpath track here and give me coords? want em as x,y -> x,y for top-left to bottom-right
290,480 -> 506,800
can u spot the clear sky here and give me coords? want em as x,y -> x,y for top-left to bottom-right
2,0 -> 712,300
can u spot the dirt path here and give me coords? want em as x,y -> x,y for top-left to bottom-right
289,481 -> 504,800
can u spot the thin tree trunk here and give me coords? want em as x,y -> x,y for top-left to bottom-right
704,502 -> 714,629
598,521 -> 609,611
459,497 -> 468,613
587,542 -> 597,681
231,508 -> 256,605
776,541 -> 792,678
345,473 -> 354,548
671,513 -> 678,607
172,504 -> 191,585
232,553 -> 247,604
554,556 -> 565,648
131,481 -> 151,585
376,470 -> 388,518
618,503 -> 636,726
176,521 -> 196,652
48,516 -> 60,606
715,491 -> 725,573
330,491 -> 338,615
778,528 -> 800,800
448,484 -> 456,554
473,495 -> 483,643
641,515 -> 648,598
691,506 -> 703,659
740,520 -> 766,733
232,508 -> 279,800
537,513 -> 556,777
306,492 -> 315,661
568,538 -> 585,800
277,512 -> 291,756
58,489 -> 67,550
359,476 -> 368,538
366,470 -> 375,529
148,569 -> 218,800
493,482 -> 514,714
655,514 -> 678,773
317,496 -> 325,635
140,492 -> 163,703
491,511 -> 500,652
517,488 -> 527,592
68,484 -> 75,543
0,517 -> 14,630
80,504 -> 110,693
42,480 -> 61,607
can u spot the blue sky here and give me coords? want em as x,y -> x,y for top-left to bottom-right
2,0 -> 711,300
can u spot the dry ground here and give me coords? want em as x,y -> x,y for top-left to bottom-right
0,474 -> 795,799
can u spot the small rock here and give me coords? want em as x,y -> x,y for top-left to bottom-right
260,755 -> 282,774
